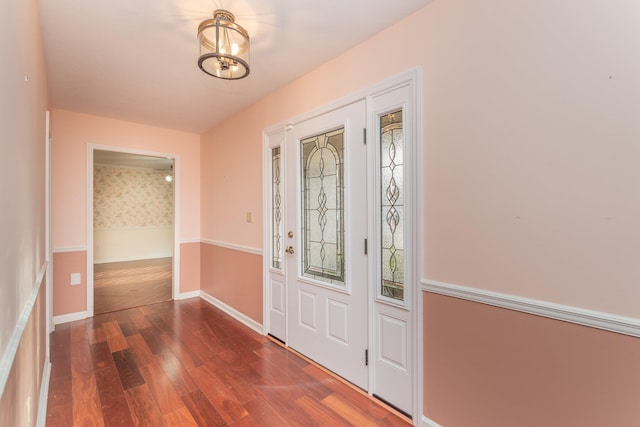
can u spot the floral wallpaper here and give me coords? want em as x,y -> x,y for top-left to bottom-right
94,164 -> 174,229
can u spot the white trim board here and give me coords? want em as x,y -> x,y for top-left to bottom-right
93,225 -> 173,232
201,239 -> 262,256
176,290 -> 201,300
413,67 -> 425,425
53,311 -> 88,326
94,255 -> 174,265
36,359 -> 51,427
179,238 -> 201,245
421,279 -> 640,338
52,246 -> 88,254
200,291 -> 264,335
421,415 -> 443,427
0,262 -> 47,398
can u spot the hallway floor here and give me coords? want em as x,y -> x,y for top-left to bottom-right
45,298 -> 410,426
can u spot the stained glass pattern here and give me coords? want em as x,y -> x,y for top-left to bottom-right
272,147 -> 283,269
380,111 -> 404,301
301,128 -> 345,286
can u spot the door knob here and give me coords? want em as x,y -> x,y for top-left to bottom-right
285,246 -> 295,254
288,231 -> 294,238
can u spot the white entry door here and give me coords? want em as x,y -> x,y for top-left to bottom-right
284,100 -> 368,389
265,69 -> 419,417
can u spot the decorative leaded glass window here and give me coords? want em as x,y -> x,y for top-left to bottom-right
300,128 -> 345,286
272,147 -> 283,269
380,110 -> 404,301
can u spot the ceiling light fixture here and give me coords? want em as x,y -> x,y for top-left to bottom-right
197,9 -> 250,80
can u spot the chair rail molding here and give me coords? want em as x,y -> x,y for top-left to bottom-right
201,239 -> 262,256
0,262 -> 47,397
422,279 -> 640,338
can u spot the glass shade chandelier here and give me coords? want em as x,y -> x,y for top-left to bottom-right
197,10 -> 250,80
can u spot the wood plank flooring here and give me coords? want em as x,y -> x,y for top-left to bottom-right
94,258 -> 172,315
46,298 -> 411,426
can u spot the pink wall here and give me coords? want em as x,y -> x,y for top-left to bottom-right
200,244 -> 262,323
200,113 -> 263,249
0,0 -> 48,359
423,292 -> 640,426
52,251 -> 86,316
51,109 -> 201,248
51,109 -> 201,314
179,243 -> 201,293
416,0 -> 640,318
200,0 -> 640,319
0,0 -> 49,423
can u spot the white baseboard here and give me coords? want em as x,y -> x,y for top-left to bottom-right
94,254 -> 173,264
53,311 -> 88,325
422,279 -> 640,338
199,291 -> 264,334
421,415 -> 443,427
177,290 -> 201,300
36,359 -> 51,427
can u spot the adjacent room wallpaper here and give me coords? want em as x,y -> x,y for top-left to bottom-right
94,164 -> 174,229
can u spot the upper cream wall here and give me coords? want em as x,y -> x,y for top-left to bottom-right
0,0 -> 48,375
201,0 -> 640,318
51,109 -> 200,248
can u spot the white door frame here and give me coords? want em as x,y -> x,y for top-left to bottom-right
263,130 -> 287,342
45,111 -> 53,339
86,144 -> 181,317
366,76 -> 422,417
262,67 -> 423,422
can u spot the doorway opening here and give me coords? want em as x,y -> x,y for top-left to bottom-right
92,149 -> 175,314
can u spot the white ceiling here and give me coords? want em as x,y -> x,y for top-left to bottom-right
38,0 -> 433,134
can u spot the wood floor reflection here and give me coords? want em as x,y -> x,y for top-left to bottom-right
45,299 -> 411,426
94,258 -> 172,315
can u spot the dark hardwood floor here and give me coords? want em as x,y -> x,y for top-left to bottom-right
46,298 -> 410,426
94,258 -> 173,315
